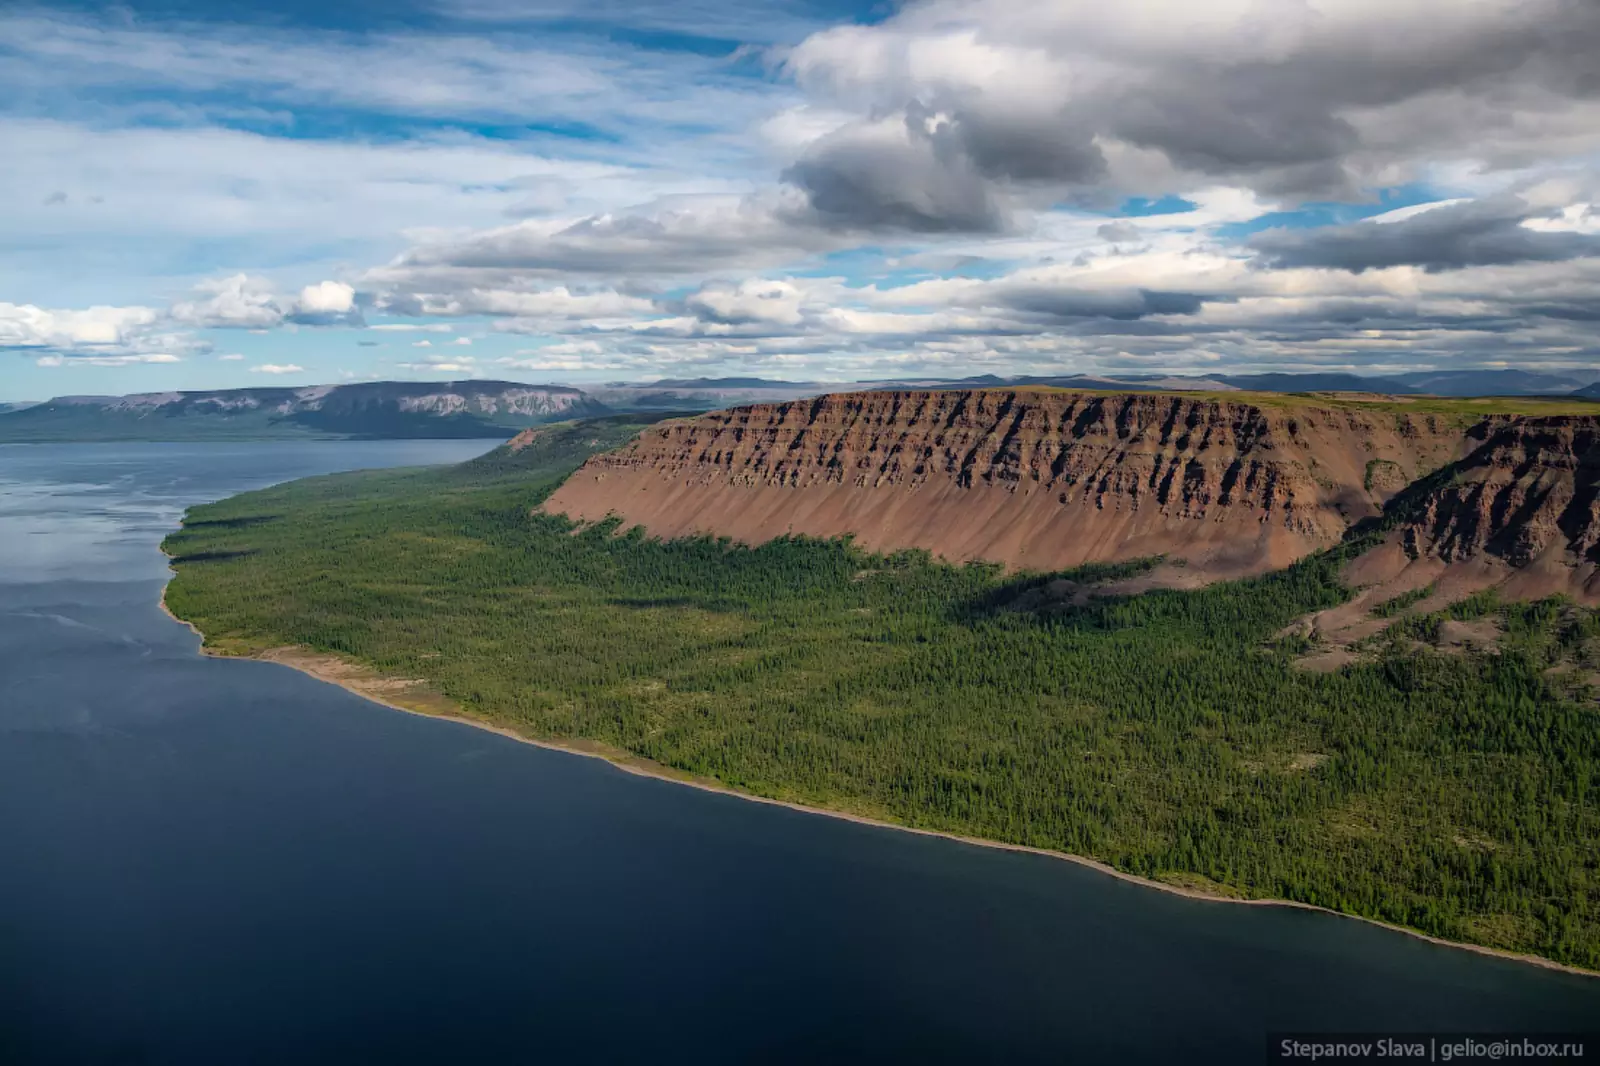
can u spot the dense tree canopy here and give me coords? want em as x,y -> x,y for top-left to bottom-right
163,420 -> 1600,970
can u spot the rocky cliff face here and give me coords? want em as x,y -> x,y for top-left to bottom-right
542,390 -> 1478,576
1398,418 -> 1600,567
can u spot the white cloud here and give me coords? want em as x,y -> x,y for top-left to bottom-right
249,363 -> 306,374
396,350 -> 479,372
402,361 -> 474,372
169,274 -> 360,328
35,352 -> 182,368
218,353 -> 245,361
686,279 -> 806,326
295,280 -> 355,315
170,274 -> 283,329
0,301 -> 201,368
1368,199 -> 1474,225
0,302 -> 161,350
379,285 -> 655,319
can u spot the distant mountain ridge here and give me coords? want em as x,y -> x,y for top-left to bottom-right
869,369 -> 1600,396
0,380 -> 604,442
6,368 -> 1599,441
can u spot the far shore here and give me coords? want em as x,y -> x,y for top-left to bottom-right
158,579 -> 1598,981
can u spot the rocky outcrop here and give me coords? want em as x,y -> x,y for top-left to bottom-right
542,390 -> 1477,577
1398,418 -> 1600,567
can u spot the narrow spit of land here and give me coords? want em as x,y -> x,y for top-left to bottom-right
160,418 -> 1600,973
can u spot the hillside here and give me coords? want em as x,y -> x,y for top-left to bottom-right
162,410 -> 1600,970
0,380 -> 604,442
543,389 -> 1554,580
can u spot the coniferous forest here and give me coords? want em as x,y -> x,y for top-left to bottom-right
162,419 -> 1600,970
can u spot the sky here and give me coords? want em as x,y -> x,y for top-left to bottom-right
2,0 -> 1599,401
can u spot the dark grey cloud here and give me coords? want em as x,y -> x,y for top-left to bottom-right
1113,88 -> 1357,176
992,286 -> 1209,321
783,121 -> 1009,233
1096,221 -> 1141,243
782,102 -> 1106,233
787,0 -> 1600,213
1097,0 -> 1600,199
1521,300 -> 1600,322
1250,196 -> 1600,273
942,105 -> 1105,185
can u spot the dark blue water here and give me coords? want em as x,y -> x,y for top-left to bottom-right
1,442 -> 1595,1065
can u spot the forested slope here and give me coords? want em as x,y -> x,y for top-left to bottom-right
163,416 -> 1600,970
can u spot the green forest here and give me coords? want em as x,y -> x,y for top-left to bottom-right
162,418 -> 1600,970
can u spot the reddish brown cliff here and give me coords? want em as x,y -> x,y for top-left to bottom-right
542,390 -> 1478,577
1398,417 -> 1600,571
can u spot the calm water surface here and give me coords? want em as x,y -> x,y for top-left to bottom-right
1,442 -> 1596,1065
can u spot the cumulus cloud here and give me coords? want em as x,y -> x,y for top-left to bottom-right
169,275 -> 363,328
7,0 -> 1600,386
781,0 -> 1600,227
0,301 -> 201,366
783,115 -> 1011,233
1,302 -> 160,350
685,279 -> 807,326
169,275 -> 284,329
249,363 -> 306,374
289,280 -> 361,325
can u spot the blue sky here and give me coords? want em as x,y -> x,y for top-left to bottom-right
3,0 -> 1599,400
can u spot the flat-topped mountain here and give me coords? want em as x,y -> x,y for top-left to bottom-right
544,389 -> 1600,588
544,390 -> 1461,578
0,380 -> 605,442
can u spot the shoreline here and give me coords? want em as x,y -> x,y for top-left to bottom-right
158,579 -> 1598,981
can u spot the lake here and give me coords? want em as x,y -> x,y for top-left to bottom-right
1,441 -> 1595,1065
